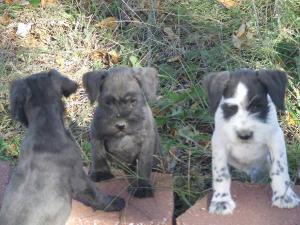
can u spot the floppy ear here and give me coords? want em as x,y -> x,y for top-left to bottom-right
257,70 -> 287,110
10,79 -> 29,126
82,70 -> 108,103
203,71 -> 230,113
132,67 -> 159,102
48,69 -> 78,97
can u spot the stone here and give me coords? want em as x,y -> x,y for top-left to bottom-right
177,181 -> 300,225
66,172 -> 173,225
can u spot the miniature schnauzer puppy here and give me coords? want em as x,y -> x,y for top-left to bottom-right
83,66 -> 163,198
0,70 -> 125,225
204,69 -> 300,215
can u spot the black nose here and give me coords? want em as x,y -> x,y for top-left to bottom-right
237,130 -> 253,140
115,122 -> 126,130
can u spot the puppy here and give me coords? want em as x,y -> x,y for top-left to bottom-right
83,66 -> 163,198
204,69 -> 300,215
0,70 -> 125,225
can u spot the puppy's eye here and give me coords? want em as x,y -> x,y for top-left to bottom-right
222,103 -> 238,119
104,97 -> 115,106
248,103 -> 263,112
247,97 -> 265,112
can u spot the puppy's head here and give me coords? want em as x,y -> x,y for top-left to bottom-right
83,66 -> 158,135
204,69 -> 287,142
10,69 -> 78,126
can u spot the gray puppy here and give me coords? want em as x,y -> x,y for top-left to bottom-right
83,66 -> 164,198
0,70 -> 125,225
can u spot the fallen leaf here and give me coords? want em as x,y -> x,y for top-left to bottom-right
90,49 -> 121,65
167,55 -> 181,63
236,23 -> 246,37
232,22 -> 255,49
16,22 -> 32,38
108,50 -> 121,64
170,128 -> 177,137
40,0 -> 57,8
286,112 -> 296,126
218,0 -> 238,9
55,54 -> 65,66
232,34 -> 242,49
90,50 -> 106,60
5,0 -> 13,4
163,27 -> 178,40
98,17 -> 118,30
0,12 -> 11,26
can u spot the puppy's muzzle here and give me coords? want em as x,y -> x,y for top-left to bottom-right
236,129 -> 253,140
115,121 -> 127,131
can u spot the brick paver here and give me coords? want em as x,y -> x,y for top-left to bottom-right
177,181 -> 300,225
66,172 -> 173,225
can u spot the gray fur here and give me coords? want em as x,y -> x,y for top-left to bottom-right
0,70 -> 124,225
83,66 -> 164,198
257,70 -> 287,110
203,71 -> 231,113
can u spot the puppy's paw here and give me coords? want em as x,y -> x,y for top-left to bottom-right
89,171 -> 114,182
272,189 -> 300,209
128,181 -> 154,198
209,199 -> 236,215
104,196 -> 125,211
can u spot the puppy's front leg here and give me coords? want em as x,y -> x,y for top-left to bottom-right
128,152 -> 153,198
72,166 -> 125,211
209,136 -> 236,215
89,138 -> 114,182
269,130 -> 300,208
128,137 -> 154,198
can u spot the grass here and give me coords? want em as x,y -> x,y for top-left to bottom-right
0,0 -> 299,217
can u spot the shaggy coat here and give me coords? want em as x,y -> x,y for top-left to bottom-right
0,70 -> 124,225
83,66 -> 164,198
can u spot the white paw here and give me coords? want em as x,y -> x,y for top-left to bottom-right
272,189 -> 300,208
209,198 -> 236,215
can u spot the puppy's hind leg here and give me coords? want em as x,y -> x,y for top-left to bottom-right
269,130 -> 300,208
71,166 -> 125,211
89,138 -> 114,182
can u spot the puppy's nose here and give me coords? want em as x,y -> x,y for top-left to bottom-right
115,121 -> 126,130
237,130 -> 253,140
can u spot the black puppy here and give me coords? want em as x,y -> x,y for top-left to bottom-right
0,70 -> 124,225
83,66 -> 164,198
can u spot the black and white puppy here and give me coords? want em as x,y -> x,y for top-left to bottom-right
204,69 -> 300,215
83,66 -> 164,198
0,70 -> 124,225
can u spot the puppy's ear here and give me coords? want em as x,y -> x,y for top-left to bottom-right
49,69 -> 78,97
132,67 -> 159,101
257,70 -> 287,110
82,70 -> 108,103
10,79 -> 29,126
203,71 -> 230,113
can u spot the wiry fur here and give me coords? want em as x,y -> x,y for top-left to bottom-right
0,70 -> 125,225
204,69 -> 300,215
83,66 -> 164,198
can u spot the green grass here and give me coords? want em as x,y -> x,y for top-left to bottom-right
0,0 -> 299,217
